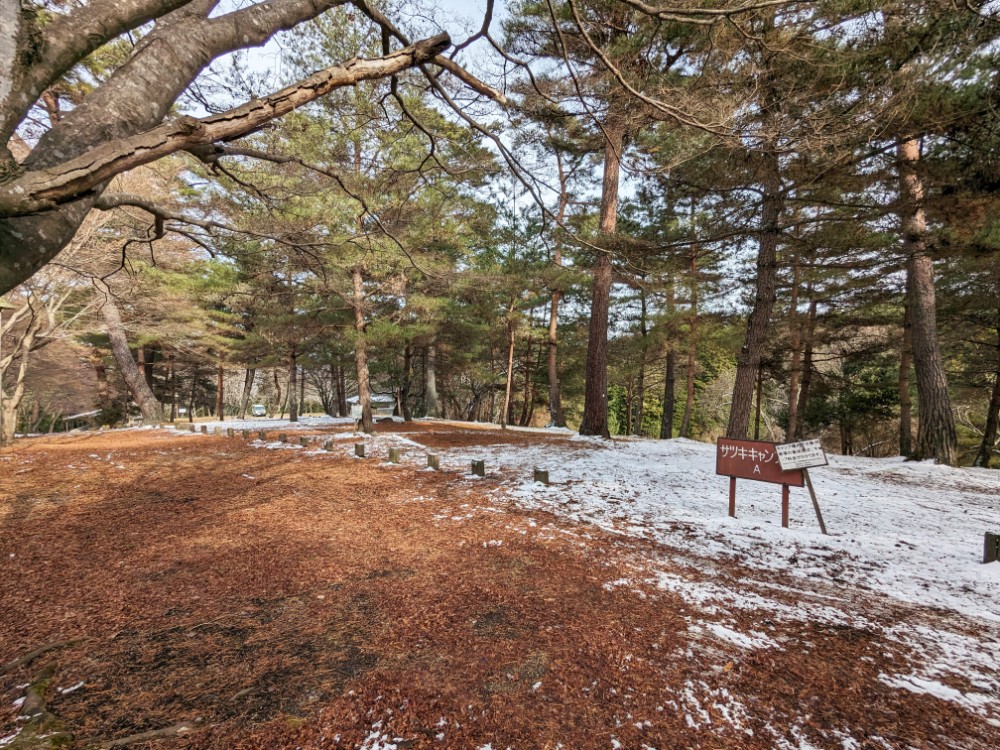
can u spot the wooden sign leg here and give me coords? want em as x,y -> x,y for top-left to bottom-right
729,477 -> 736,517
781,484 -> 790,528
803,469 -> 828,535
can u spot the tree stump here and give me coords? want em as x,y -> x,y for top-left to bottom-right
471,459 -> 485,477
533,467 -> 549,485
323,439 -> 334,451
200,425 -> 207,434
300,436 -> 311,447
388,447 -> 401,463
226,427 -> 235,438
427,453 -> 440,471
355,443 -> 366,458
242,430 -> 251,440
257,431 -> 267,441
278,433 -> 288,443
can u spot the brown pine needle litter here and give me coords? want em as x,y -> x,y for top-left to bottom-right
1,426 -> 996,749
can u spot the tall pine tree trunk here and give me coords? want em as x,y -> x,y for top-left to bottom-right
897,137 -> 957,465
579,120 -> 624,437
352,267 -> 373,434
168,353 -> 177,422
97,282 -> 162,424
727,144 -> 782,438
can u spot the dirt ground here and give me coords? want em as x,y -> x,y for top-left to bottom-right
1,425 -> 996,749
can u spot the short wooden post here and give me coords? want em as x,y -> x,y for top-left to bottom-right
278,433 -> 288,443
781,484 -> 790,528
427,453 -> 440,471
471,459 -> 485,477
985,532 -> 999,564
323,439 -> 333,451
257,431 -> 267,441
226,427 -> 235,438
300,436 -> 311,447
355,442 -> 365,458
388,447 -> 401,463
200,425 -> 208,434
213,426 -> 221,435
728,476 -> 737,518
533,467 -> 549,485
241,430 -> 250,440
189,424 -> 196,433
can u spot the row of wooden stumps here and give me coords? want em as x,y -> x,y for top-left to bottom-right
174,424 -> 552,484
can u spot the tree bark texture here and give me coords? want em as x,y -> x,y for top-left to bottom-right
727,145 -> 782,438
898,298 -> 914,456
898,137 -> 957,465
288,352 -> 298,423
96,283 -> 162,424
973,327 -> 1000,468
0,0 -> 449,294
424,343 -> 439,418
579,120 -> 624,438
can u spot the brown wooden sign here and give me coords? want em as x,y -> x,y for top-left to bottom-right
716,438 -> 804,487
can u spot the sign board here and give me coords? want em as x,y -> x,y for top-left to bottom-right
716,438 -> 804,487
775,439 -> 828,471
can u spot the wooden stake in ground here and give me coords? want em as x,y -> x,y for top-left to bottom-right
803,469 -> 828,535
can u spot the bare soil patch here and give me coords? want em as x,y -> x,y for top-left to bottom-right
1,429 -> 995,749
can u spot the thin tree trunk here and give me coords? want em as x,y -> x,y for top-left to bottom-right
579,119 -> 624,438
288,352 -> 298,422
424,343 -> 438,418
272,368 -> 281,418
501,301 -> 516,430
787,262 -> 803,441
794,299 -> 818,440
518,335 -> 533,427
898,298 -> 913,456
634,287 -> 648,436
336,361 -> 348,417
352,267 -> 373,434
681,242 -> 698,438
97,284 -> 162,424
973,331 -> 1000,468
168,353 -> 176,422
401,345 -> 413,421
727,143 -> 781,438
299,365 -> 305,415
215,363 -> 224,420
660,285 -> 676,440
188,363 -> 198,423
239,367 -> 255,419
898,137 -> 957,465
547,152 -> 569,428
91,350 -> 110,414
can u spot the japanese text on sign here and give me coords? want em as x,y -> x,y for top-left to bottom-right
715,438 -> 804,487
775,439 -> 828,471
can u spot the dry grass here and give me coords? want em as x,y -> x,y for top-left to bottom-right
0,429 -> 995,749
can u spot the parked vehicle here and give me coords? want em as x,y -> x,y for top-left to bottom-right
251,404 -> 267,417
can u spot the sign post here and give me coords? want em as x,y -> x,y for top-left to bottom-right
716,438 -> 804,528
775,439 -> 829,535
